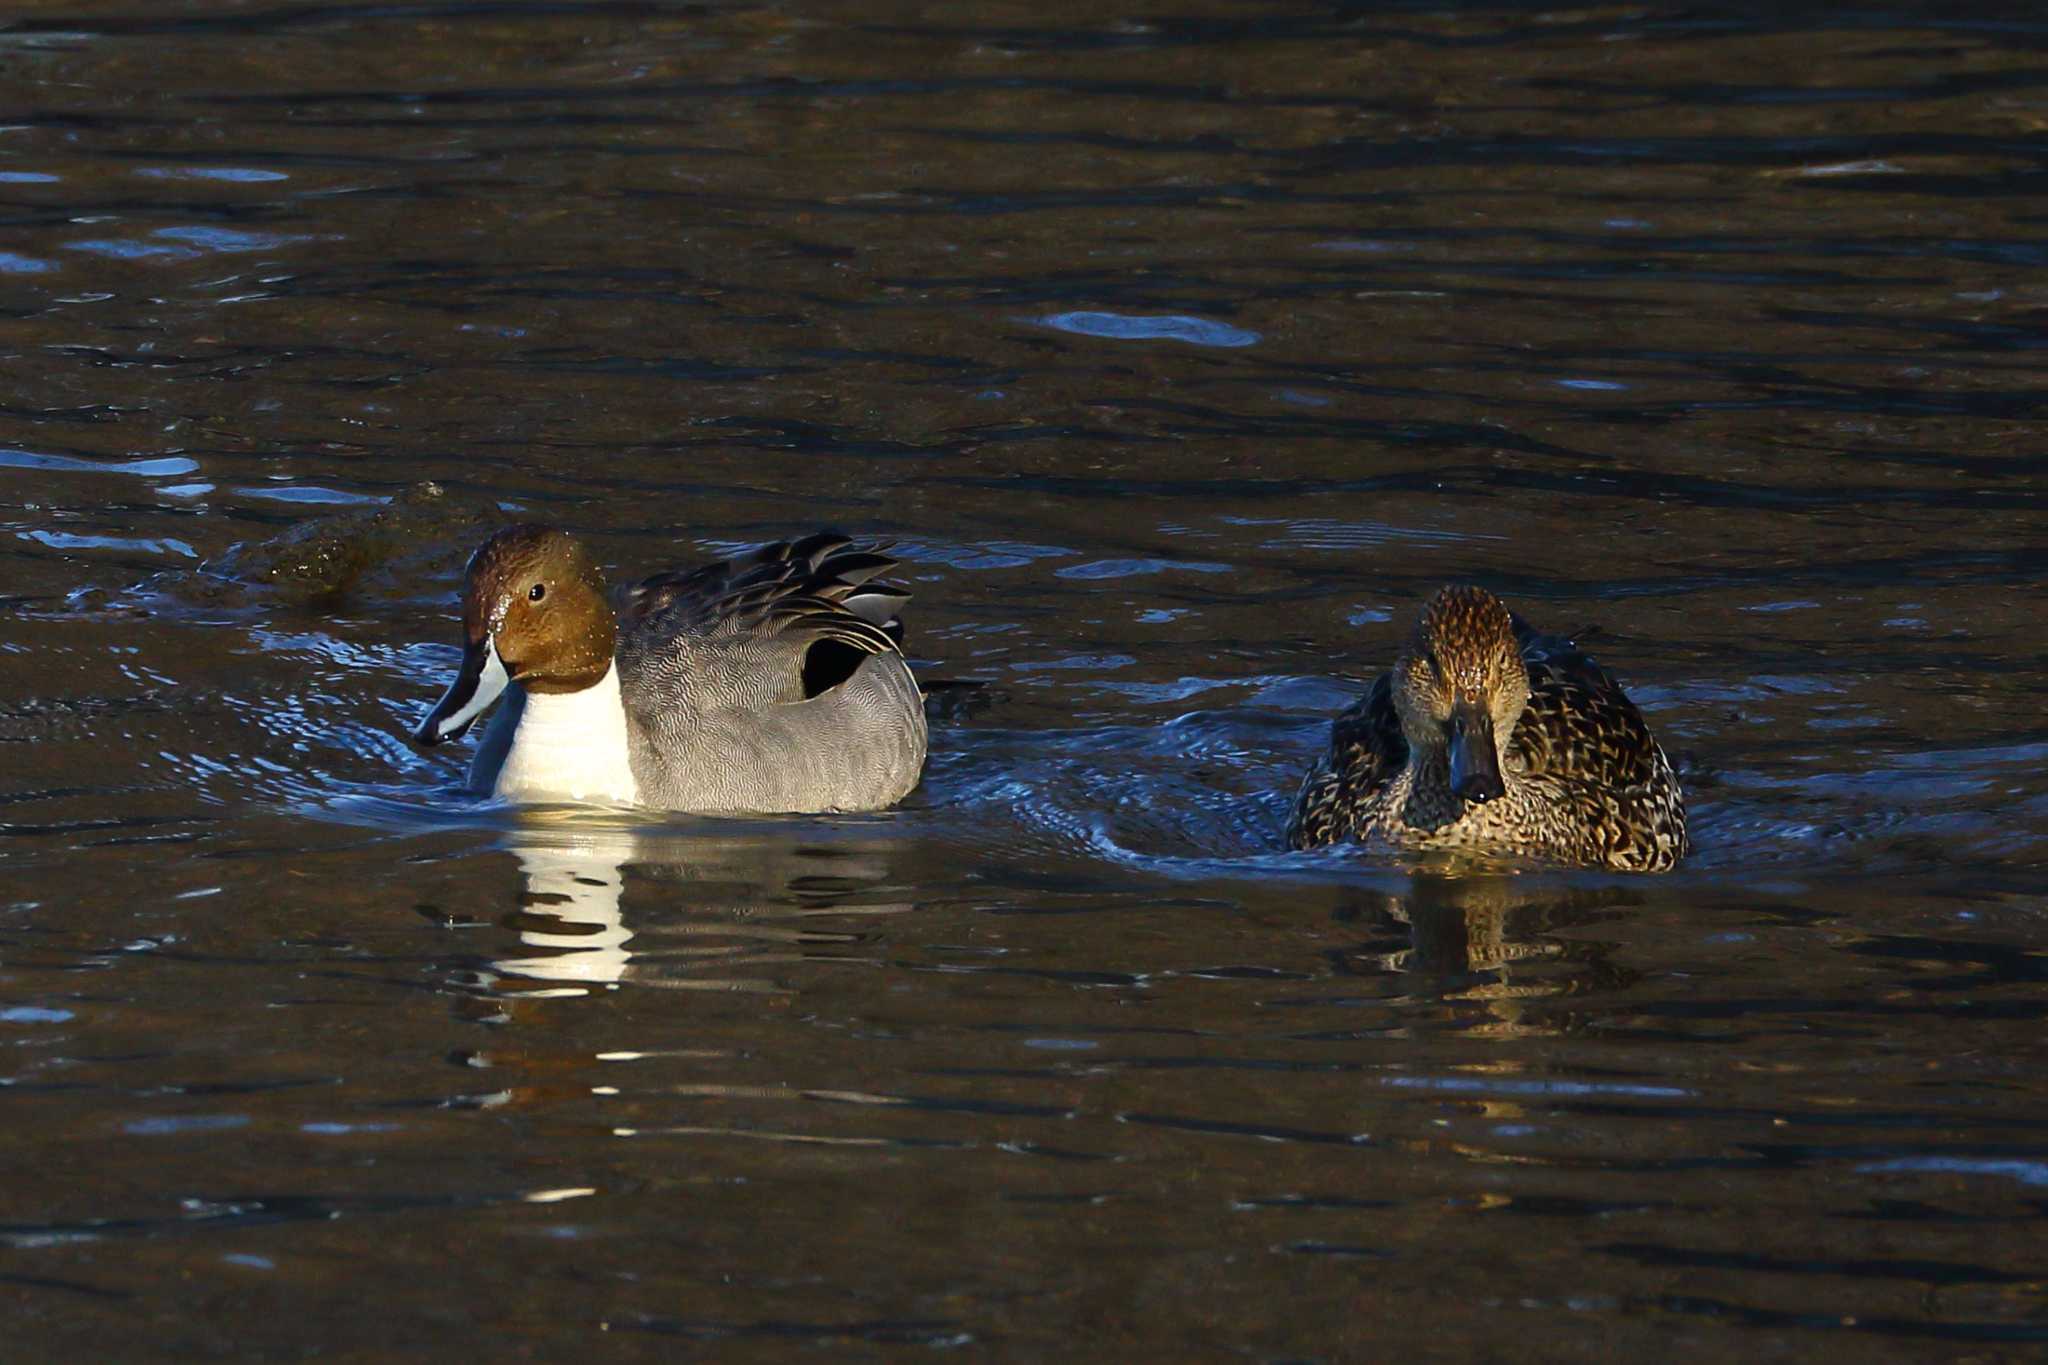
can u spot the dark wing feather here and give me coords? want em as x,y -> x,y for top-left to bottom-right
1286,671 -> 1406,849
621,533 -> 910,660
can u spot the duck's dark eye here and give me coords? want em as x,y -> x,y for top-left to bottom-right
529,583 -> 546,602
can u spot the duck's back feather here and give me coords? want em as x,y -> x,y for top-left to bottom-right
1507,621 -> 1668,793
620,532 -> 907,665
1286,671 -> 1403,850
613,534 -> 926,813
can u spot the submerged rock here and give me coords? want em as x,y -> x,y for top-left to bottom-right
207,481 -> 504,606
98,481 -> 507,618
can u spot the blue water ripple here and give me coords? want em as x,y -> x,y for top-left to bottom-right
1036,311 -> 1260,348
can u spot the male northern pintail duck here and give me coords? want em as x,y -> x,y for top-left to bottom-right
412,526 -> 926,813
1286,585 -> 1689,871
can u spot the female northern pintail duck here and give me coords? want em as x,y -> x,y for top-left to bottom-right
1286,585 -> 1689,871
412,525 -> 926,813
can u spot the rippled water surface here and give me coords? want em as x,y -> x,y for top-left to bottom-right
4,2 -> 2047,1356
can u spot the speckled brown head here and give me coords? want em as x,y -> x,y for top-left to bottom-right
1391,585 -> 1532,803
412,526 -> 617,744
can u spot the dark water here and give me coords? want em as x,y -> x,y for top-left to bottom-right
4,2 -> 2047,1356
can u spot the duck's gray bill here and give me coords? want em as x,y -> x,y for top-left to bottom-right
413,637 -> 508,745
1448,702 -> 1506,804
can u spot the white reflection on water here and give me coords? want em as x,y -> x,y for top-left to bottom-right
482,811 -> 912,999
496,833 -> 633,992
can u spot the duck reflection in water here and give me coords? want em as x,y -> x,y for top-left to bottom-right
455,809 -> 912,1000
1331,874 -> 1644,1035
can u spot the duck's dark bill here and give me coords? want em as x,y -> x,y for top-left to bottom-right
413,637 -> 508,745
1448,702 -> 1506,804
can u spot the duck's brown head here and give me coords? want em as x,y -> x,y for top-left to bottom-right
412,525 -> 616,745
1391,585 -> 1531,804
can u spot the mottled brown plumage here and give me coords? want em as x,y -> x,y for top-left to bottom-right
1287,586 -> 1690,872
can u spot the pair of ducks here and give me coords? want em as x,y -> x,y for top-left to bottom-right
415,526 -> 1691,873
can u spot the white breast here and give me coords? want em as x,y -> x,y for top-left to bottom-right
476,663 -> 641,806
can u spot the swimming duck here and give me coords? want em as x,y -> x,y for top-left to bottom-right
412,526 -> 926,813
1286,585 -> 1689,871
